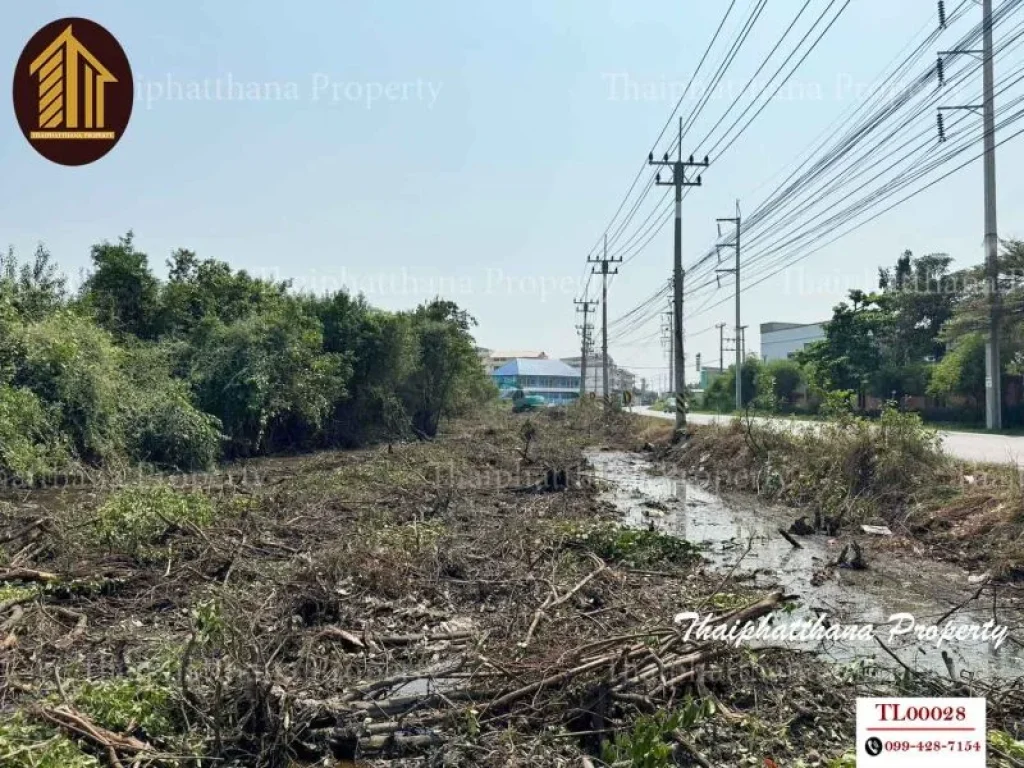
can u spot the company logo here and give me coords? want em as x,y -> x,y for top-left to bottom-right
13,18 -> 133,165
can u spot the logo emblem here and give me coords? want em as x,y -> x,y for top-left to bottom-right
13,18 -> 133,165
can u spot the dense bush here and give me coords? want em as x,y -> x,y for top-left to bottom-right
0,237 -> 494,480
121,345 -> 222,470
0,384 -> 65,482
14,312 -> 127,465
189,308 -> 350,455
678,406 -> 945,521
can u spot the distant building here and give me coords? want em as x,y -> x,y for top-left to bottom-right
700,367 -> 724,390
492,358 -> 581,405
478,348 -> 549,376
760,321 -> 826,362
560,354 -> 635,397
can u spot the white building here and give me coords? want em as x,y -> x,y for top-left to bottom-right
760,321 -> 826,362
478,349 -> 548,376
560,354 -> 636,397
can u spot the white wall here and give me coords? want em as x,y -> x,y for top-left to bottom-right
760,324 -> 825,362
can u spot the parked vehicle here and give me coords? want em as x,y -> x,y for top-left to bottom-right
511,389 -> 545,412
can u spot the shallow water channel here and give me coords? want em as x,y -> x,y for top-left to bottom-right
587,450 -> 1024,681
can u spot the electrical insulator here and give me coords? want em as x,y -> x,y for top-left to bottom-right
937,112 -> 947,142
656,172 -> 661,184
703,155 -> 709,165
689,154 -> 695,163
938,0 -> 947,28
697,175 -> 702,185
696,353 -> 701,372
663,151 -> 669,161
937,58 -> 945,86
648,151 -> 653,163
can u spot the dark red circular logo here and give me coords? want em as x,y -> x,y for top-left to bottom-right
12,18 -> 133,165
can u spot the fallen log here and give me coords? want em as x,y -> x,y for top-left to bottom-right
53,607 -> 88,649
0,566 -> 60,584
713,590 -> 788,626
376,631 -> 473,646
31,705 -> 154,767
317,627 -> 365,650
358,730 -> 443,753
777,528 -> 803,549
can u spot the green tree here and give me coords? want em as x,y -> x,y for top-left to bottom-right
756,358 -> 805,411
0,235 -> 497,474
702,358 -> 761,412
189,307 -> 350,455
80,232 -> 160,339
878,250 -> 958,363
940,240 -> 1024,380
927,332 -> 985,403
0,244 -> 66,321
310,291 -> 413,444
402,299 -> 492,437
157,249 -> 288,337
799,291 -> 888,406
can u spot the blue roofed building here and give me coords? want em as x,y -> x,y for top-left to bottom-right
492,358 -> 582,406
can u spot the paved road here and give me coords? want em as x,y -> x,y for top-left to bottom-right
634,406 -> 1024,467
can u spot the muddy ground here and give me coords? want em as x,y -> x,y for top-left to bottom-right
0,404 -> 1022,767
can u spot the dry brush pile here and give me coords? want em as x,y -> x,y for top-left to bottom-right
1,404 -> 1021,767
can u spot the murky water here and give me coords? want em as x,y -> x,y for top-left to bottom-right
588,450 -> 1024,680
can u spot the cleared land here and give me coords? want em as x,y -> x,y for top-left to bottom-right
0,405 -> 1021,767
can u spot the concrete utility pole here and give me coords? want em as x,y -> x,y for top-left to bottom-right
716,322 -> 726,375
661,309 -> 674,392
649,117 -> 708,434
937,0 -> 1001,429
982,0 -> 1002,430
588,234 -> 621,407
574,298 -> 597,399
715,201 -> 742,411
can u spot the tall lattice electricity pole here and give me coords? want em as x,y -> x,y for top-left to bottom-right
649,117 -> 708,435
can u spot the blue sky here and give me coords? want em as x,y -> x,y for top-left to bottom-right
4,1 -> 1024,390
